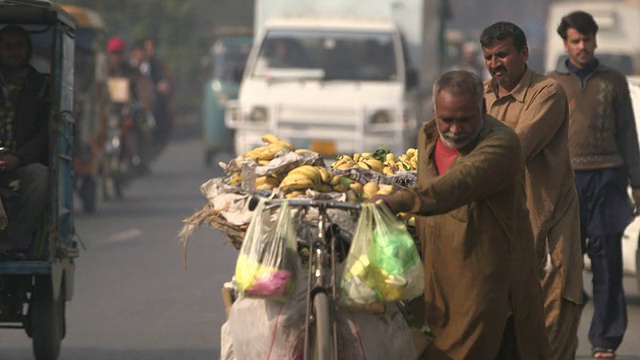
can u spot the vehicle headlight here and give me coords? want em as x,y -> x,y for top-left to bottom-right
370,110 -> 392,124
249,106 -> 269,123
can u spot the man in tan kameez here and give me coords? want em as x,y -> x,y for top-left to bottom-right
480,21 -> 583,359
371,70 -> 549,359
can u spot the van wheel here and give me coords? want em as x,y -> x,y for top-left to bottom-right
31,275 -> 64,360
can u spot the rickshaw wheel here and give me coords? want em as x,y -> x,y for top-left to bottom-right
31,275 -> 64,360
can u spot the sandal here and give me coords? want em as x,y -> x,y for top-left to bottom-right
592,347 -> 616,358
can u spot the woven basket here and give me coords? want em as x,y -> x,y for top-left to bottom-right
206,211 -> 248,250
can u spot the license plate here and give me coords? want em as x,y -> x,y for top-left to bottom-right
311,139 -> 336,157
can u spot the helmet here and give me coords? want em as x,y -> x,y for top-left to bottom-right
107,37 -> 126,53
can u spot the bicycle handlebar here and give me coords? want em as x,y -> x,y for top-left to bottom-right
248,195 -> 362,211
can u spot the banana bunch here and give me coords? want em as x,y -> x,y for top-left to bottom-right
278,165 -> 348,198
240,133 -> 294,164
397,212 -> 416,227
331,152 -> 385,173
255,175 -> 281,191
396,148 -> 418,171
331,145 -> 419,175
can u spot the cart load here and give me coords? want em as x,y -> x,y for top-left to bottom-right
179,134 -> 430,359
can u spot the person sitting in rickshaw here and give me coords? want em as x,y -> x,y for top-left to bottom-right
0,25 -> 50,259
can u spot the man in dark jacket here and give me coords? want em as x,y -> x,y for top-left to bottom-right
0,25 -> 49,257
370,70 -> 549,359
548,11 -> 640,358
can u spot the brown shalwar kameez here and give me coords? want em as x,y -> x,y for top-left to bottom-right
484,68 -> 583,359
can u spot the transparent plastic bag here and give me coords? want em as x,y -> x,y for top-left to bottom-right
234,199 -> 299,301
341,203 -> 424,307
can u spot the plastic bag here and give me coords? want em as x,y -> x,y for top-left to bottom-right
341,203 -> 424,307
234,199 -> 299,301
228,283 -> 417,360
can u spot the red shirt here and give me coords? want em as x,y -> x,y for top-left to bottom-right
435,137 -> 459,174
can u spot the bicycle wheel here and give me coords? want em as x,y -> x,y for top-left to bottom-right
313,292 -> 332,360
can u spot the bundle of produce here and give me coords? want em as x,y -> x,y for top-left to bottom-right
219,134 -> 325,192
331,145 -> 418,187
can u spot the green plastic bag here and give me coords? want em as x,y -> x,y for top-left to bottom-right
234,199 -> 299,301
341,203 -> 424,308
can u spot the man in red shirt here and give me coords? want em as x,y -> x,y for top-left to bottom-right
370,70 -> 549,359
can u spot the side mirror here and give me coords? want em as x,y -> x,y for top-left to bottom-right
405,68 -> 419,90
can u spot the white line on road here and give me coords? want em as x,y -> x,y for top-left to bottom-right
107,228 -> 143,243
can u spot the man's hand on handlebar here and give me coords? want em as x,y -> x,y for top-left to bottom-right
0,154 -> 20,171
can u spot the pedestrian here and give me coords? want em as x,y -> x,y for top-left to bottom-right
447,41 -> 490,81
142,37 -> 175,150
369,70 -> 549,359
548,11 -> 640,359
480,21 -> 584,359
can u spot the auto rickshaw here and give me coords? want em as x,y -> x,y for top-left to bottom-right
0,1 -> 78,359
59,4 -> 109,213
201,26 -> 252,165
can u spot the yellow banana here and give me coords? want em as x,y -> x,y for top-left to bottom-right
361,152 -> 374,159
316,166 -> 333,184
382,166 -> 395,176
356,162 -> 371,170
346,189 -> 359,203
331,184 -> 348,192
279,178 -> 315,191
295,148 -> 313,154
285,190 -> 306,199
229,172 -> 242,186
362,158 -> 384,173
377,184 -> 395,195
243,143 -> 289,161
385,153 -> 397,162
261,133 -> 294,150
336,162 -> 354,170
255,175 -> 279,187
330,174 -> 343,186
287,165 -> 321,183
353,153 -> 361,162
363,182 -> 379,198
349,181 -> 364,195
405,148 -> 416,159
314,183 -> 333,193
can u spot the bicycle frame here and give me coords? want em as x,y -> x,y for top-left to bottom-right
262,198 -> 360,360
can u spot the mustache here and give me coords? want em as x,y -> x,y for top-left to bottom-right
443,132 -> 469,141
491,66 -> 507,73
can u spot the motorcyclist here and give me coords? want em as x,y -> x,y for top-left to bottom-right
0,25 -> 49,259
106,37 -> 154,175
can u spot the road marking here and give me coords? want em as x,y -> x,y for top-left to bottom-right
107,228 -> 143,243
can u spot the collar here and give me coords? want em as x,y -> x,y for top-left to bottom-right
555,57 -> 608,75
484,67 -> 534,104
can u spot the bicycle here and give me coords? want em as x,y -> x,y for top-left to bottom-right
253,197 -> 361,360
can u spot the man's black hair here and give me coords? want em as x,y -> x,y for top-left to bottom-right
557,11 -> 599,39
480,21 -> 527,51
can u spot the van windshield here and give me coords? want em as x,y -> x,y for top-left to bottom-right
251,30 -> 398,81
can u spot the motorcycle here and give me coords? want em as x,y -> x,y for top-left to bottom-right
102,99 -> 156,199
